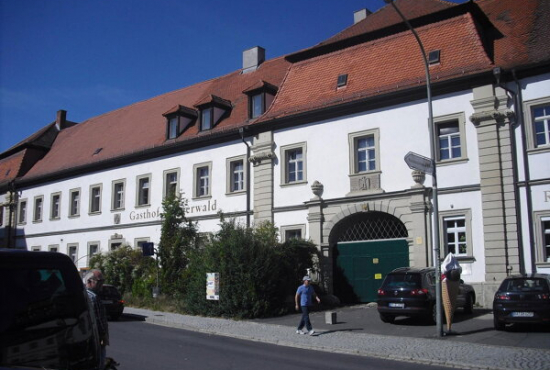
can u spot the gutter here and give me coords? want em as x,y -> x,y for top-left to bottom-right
239,127 -> 251,227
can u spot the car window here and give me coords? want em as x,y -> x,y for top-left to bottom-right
502,278 -> 549,292
383,273 -> 421,288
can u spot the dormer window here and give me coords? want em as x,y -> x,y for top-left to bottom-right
194,95 -> 232,132
201,107 -> 213,131
163,105 -> 198,140
244,81 -> 278,119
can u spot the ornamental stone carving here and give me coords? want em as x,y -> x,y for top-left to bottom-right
412,170 -> 425,188
311,180 -> 324,199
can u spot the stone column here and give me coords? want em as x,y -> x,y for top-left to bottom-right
470,84 -> 519,286
249,131 -> 275,224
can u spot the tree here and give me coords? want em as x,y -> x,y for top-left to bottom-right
158,194 -> 198,296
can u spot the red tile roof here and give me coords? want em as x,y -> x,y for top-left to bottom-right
23,57 -> 290,180
261,13 -> 493,121
0,150 -> 26,187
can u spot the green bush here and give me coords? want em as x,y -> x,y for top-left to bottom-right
182,220 -> 318,318
90,245 -> 157,296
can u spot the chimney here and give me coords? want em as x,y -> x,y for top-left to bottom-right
242,46 -> 265,74
56,110 -> 67,130
354,9 -> 372,24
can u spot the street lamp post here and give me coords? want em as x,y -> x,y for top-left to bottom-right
384,0 -> 443,336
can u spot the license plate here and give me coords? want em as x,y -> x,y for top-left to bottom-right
389,303 -> 405,308
511,312 -> 534,317
102,300 -> 113,304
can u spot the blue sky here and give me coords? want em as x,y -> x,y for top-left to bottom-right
0,0 -> 464,153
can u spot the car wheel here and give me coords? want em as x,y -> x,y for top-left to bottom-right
463,294 -> 474,315
493,316 -> 505,331
379,313 -> 395,323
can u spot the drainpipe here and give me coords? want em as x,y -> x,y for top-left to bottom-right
6,180 -> 17,249
493,67 -> 525,275
239,127 -> 251,227
513,70 -> 536,273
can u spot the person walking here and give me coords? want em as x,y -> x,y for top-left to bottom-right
84,269 -> 109,369
295,275 -> 321,335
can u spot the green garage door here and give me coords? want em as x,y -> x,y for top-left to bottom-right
336,239 -> 409,302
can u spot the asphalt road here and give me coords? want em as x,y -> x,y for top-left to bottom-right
107,315 -> 452,370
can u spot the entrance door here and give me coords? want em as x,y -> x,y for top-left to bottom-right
336,239 -> 409,302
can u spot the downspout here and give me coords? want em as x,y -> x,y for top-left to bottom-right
493,67 -> 525,275
6,180 -> 16,249
513,70 -> 536,273
239,128 -> 251,228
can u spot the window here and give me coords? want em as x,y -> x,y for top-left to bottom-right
349,130 -> 379,175
196,95 -> 231,131
136,175 -> 151,206
69,188 -> 80,217
337,74 -> 348,88
67,244 -> 78,263
533,105 -> 550,148
200,107 -> 213,131
193,162 -> 212,198
163,169 -> 180,198
88,242 -> 99,265
543,218 -> 550,262
534,212 -> 550,263
251,94 -> 264,118
280,143 -> 307,185
226,156 -> 246,193
33,196 -> 43,222
50,192 -> 61,220
110,242 -> 122,251
440,210 -> 472,258
244,82 -> 276,119
48,244 -> 58,252
17,199 -> 27,224
89,184 -> 102,214
168,117 -> 178,139
31,246 -> 41,252
135,238 -> 150,249
112,180 -> 125,210
434,113 -> 467,162
280,224 -> 306,243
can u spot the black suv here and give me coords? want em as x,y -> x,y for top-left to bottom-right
100,284 -> 124,320
376,267 -> 476,324
0,249 -> 101,369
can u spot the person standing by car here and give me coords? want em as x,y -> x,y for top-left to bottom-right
295,275 -> 321,335
85,269 -> 109,369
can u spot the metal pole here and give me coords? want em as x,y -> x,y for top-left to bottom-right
384,0 -> 443,336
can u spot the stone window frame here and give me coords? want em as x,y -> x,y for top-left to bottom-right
17,198 -> 27,224
33,195 -> 44,223
433,112 -> 468,165
112,179 -> 125,211
163,168 -> 180,199
69,188 -> 81,218
226,155 -> 247,195
48,244 -> 59,252
67,243 -> 79,263
280,224 -> 306,242
524,96 -> 550,153
280,142 -> 307,186
136,174 -> 152,208
439,209 -> 473,259
50,192 -> 61,220
89,183 -> 102,215
348,129 -> 380,175
193,162 -> 212,199
31,246 -> 41,252
534,211 -> 550,265
87,241 -> 100,266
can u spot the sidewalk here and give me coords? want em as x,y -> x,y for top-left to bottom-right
125,306 -> 550,370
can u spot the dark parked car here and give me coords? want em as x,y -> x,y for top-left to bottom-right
0,249 -> 101,370
493,273 -> 550,331
377,267 -> 476,324
100,284 -> 124,320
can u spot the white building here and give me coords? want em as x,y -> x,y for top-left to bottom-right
1,0 -> 550,306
